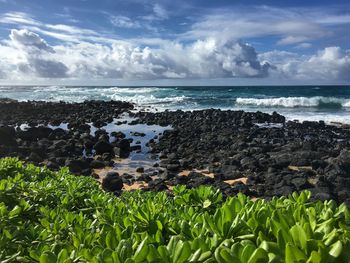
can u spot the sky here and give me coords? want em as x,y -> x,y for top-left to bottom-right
0,0 -> 350,85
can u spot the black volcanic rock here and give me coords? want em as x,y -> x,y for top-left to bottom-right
93,140 -> 113,155
102,171 -> 123,192
0,126 -> 17,146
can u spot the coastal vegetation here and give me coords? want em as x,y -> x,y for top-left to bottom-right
1,158 -> 350,262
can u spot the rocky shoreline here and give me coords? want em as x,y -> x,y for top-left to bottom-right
1,99 -> 350,206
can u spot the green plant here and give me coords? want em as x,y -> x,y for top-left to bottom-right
0,158 -> 350,262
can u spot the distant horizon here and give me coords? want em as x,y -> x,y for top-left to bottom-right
1,84 -> 350,87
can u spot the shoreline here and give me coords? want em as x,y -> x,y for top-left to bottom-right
1,99 -> 350,206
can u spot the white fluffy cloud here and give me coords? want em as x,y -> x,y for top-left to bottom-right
294,47 -> 350,80
2,29 -> 68,78
10,29 -> 54,53
1,28 -> 350,83
261,47 -> 350,81
0,29 -> 269,80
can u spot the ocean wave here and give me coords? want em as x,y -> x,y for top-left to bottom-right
236,96 -> 350,108
108,87 -> 167,94
109,94 -> 187,105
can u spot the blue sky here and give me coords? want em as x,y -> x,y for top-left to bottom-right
0,0 -> 350,85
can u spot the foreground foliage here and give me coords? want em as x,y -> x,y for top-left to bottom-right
0,158 -> 350,262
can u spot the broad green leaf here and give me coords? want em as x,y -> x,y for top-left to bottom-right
329,240 -> 342,258
247,248 -> 269,263
40,251 -> 57,263
198,251 -> 212,261
306,251 -> 322,263
285,243 -> 307,263
174,241 -> 191,263
189,249 -> 202,262
290,224 -> 307,251
106,232 -> 118,249
134,238 -> 149,263
241,244 -> 256,263
57,249 -> 69,263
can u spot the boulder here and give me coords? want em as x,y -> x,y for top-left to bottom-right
65,158 -> 90,174
102,171 -> 123,192
0,126 -> 16,146
93,140 -> 113,155
328,149 -> 350,176
17,127 -> 53,141
90,159 -> 106,169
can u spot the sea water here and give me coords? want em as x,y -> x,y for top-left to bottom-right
1,85 -> 350,123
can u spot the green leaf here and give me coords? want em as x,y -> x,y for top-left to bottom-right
203,200 -> 212,208
189,249 -> 202,262
247,248 -> 269,263
29,250 -> 40,261
198,251 -> 212,261
306,251 -> 322,263
106,232 -> 118,249
134,238 -> 149,263
174,241 -> 191,263
290,224 -> 307,251
57,249 -> 69,263
158,245 -> 169,259
40,251 -> 57,263
146,244 -> 160,262
8,205 -> 22,218
329,240 -> 342,258
259,241 -> 280,256
285,243 -> 307,263
241,244 -> 256,262
101,248 -> 114,263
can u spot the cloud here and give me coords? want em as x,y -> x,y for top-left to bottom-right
277,36 -> 310,45
152,4 -> 169,20
10,29 -> 54,53
183,39 -> 270,78
110,15 -> 141,29
295,47 -> 350,80
29,59 -> 68,78
181,6 -> 350,46
0,12 -> 39,26
1,5 -> 350,84
261,47 -> 350,81
2,28 -> 350,83
295,43 -> 312,49
0,29 -> 269,80
2,29 -> 68,78
0,11 -> 120,45
45,24 -> 98,36
109,4 -> 168,32
0,69 -> 5,79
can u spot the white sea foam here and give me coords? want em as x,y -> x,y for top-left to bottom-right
109,94 -> 187,105
236,96 -> 350,108
108,86 -> 167,94
282,112 -> 350,124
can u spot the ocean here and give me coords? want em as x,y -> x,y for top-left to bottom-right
1,85 -> 350,123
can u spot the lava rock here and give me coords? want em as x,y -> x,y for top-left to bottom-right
90,159 -> 106,169
93,140 -> 113,155
102,171 -> 123,192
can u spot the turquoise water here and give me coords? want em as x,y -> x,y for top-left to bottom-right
1,85 -> 350,123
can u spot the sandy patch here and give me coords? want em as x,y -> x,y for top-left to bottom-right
123,182 -> 148,191
224,177 -> 248,185
288,165 -> 313,171
178,169 -> 214,178
307,177 -> 318,185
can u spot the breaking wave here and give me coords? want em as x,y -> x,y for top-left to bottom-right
109,94 -> 187,105
236,96 -> 350,109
